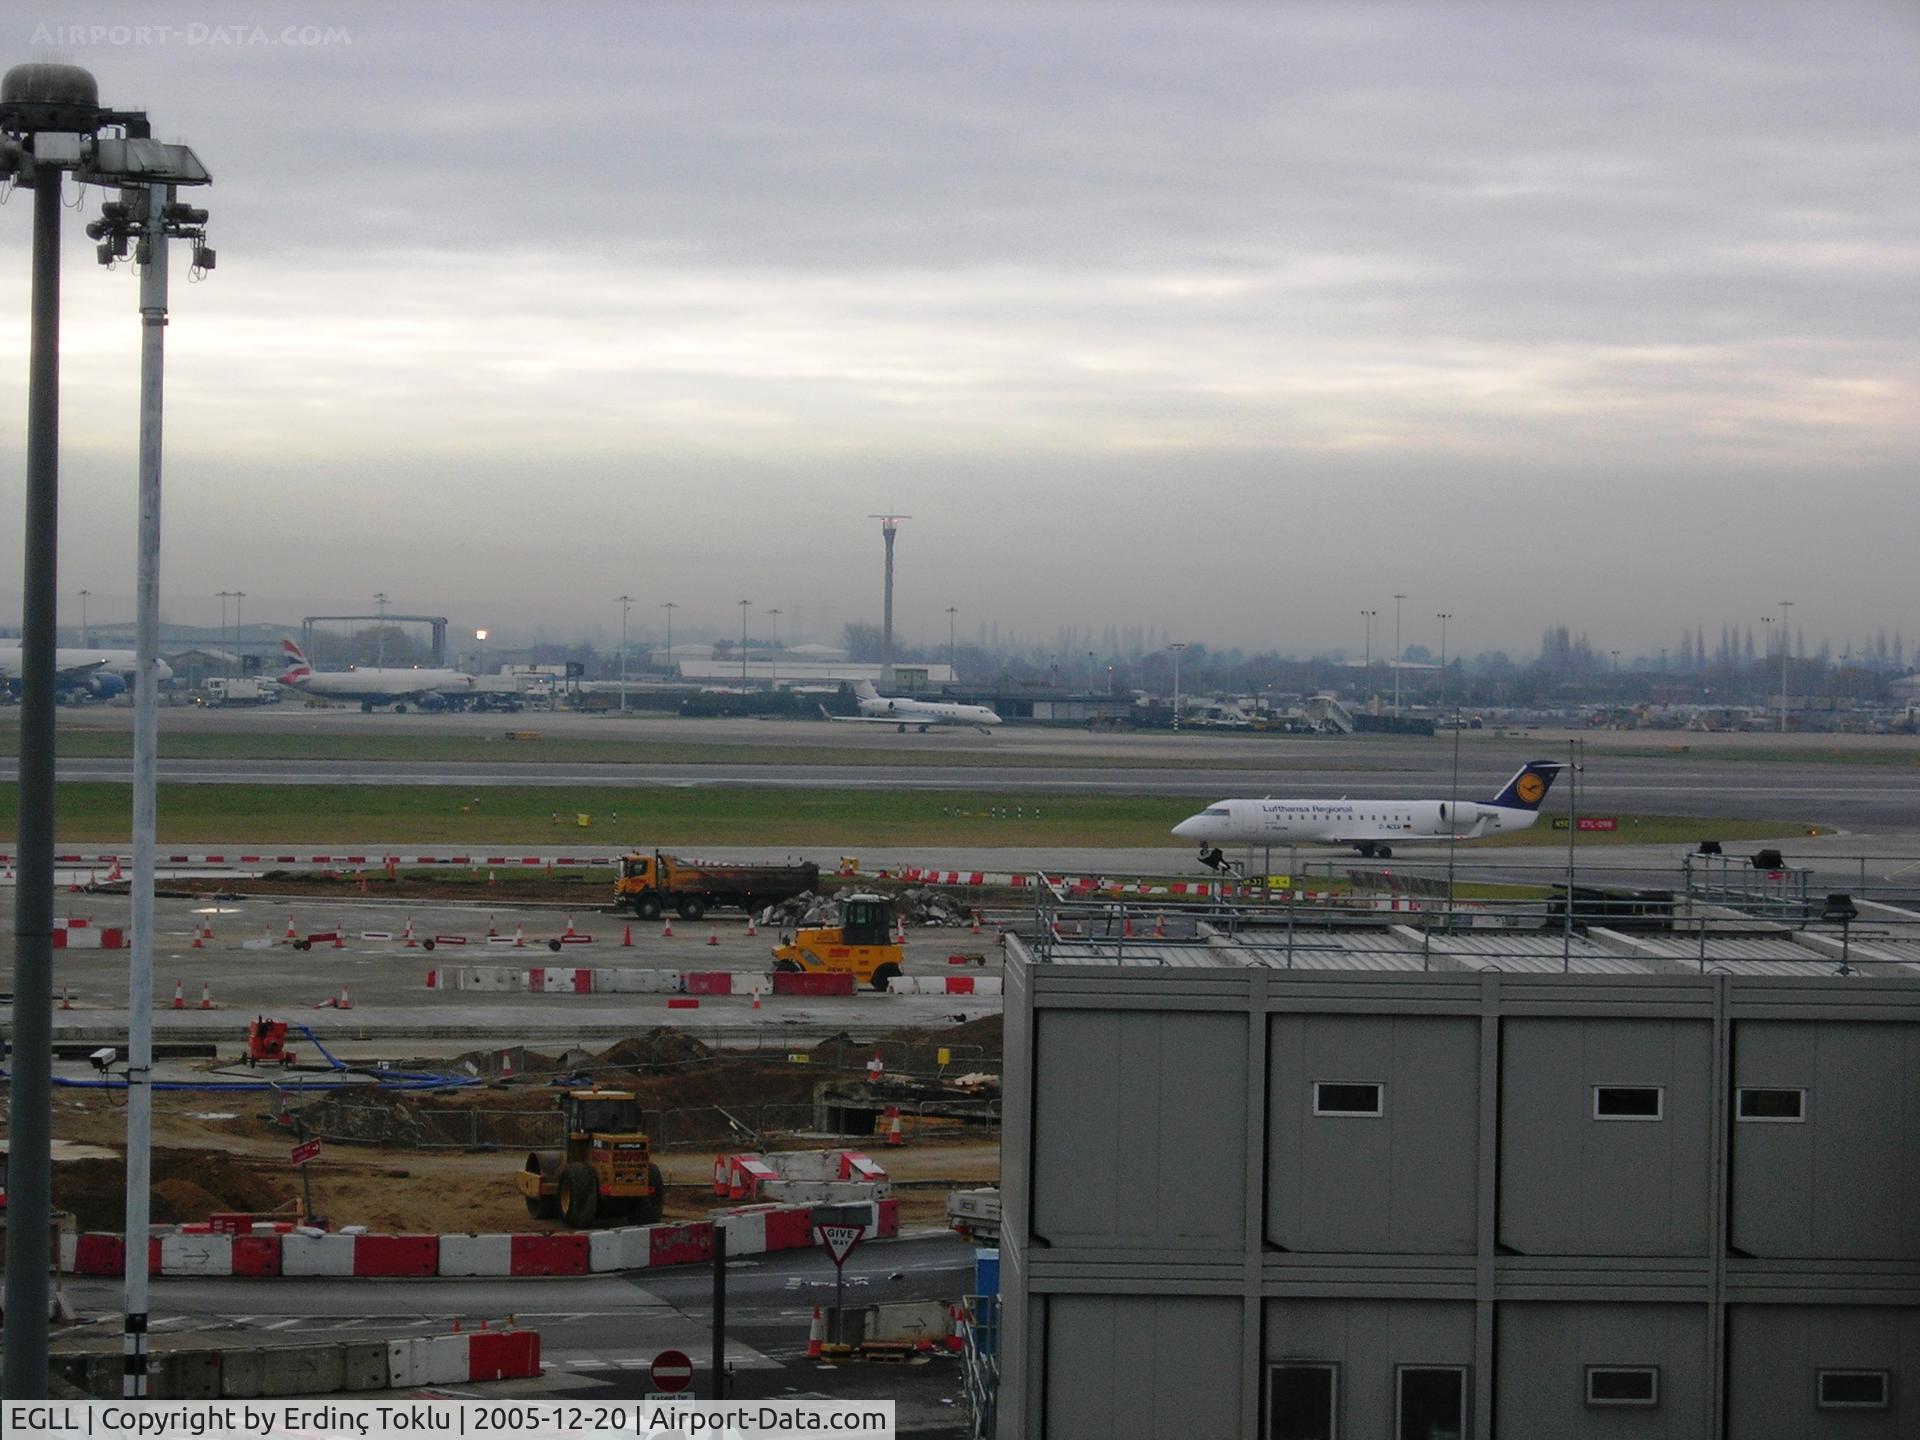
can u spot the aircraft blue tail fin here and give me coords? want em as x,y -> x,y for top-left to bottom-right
1486,760 -> 1565,811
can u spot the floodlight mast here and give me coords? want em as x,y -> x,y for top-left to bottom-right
0,60 -> 209,1399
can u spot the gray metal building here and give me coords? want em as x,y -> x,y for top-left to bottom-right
996,939 -> 1920,1438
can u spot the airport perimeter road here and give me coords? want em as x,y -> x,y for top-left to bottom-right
15,748 -> 1920,830
56,1234 -> 976,1435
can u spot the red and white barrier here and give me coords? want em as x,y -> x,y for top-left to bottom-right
387,1330 -> 540,1387
52,918 -> 126,950
62,1200 -> 892,1281
886,974 -> 1003,996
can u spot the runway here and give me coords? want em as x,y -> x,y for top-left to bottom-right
12,752 -> 1920,831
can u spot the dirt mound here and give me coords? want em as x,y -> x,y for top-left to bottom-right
54,1148 -> 294,1230
596,1029 -> 714,1072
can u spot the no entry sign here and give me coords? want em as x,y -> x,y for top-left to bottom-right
650,1349 -> 694,1394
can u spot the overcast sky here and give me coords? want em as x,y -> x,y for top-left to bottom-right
0,0 -> 1915,660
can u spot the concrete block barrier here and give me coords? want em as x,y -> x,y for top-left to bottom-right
587,1228 -> 630,1273
764,1206 -> 815,1251
161,1232 -> 233,1276
262,1341 -> 346,1395
425,1333 -> 471,1384
682,971 -> 734,995
438,1233 -> 513,1277
282,1232 -> 357,1277
876,1198 -> 900,1239
386,1338 -> 428,1388
161,1348 -> 223,1398
510,1232 -> 590,1276
353,1234 -> 438,1277
341,1341 -> 393,1391
219,1346 -> 266,1398
467,1329 -> 540,1382
771,971 -> 856,996
232,1234 -> 283,1276
715,1207 -> 770,1255
71,1233 -> 123,1276
648,1220 -> 714,1268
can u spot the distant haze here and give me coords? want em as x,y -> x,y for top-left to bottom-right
0,1 -> 1915,659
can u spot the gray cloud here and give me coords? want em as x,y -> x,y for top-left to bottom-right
0,0 -> 1914,657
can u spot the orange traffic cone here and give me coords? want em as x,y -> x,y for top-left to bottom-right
564,913 -> 578,938
191,925 -> 205,950
513,923 -> 526,948
1122,914 -> 1134,937
284,912 -> 298,941
403,915 -> 418,948
807,1306 -> 826,1359
500,1050 -> 515,1079
171,979 -> 185,1010
751,987 -> 762,1011
621,924 -> 634,947
199,980 -> 214,1010
885,1106 -> 905,1147
488,914 -> 498,938
970,911 -> 983,935
866,1050 -> 884,1084
945,1305 -> 965,1352
745,916 -> 758,938
337,985 -> 353,1010
60,985 -> 72,1011
332,925 -> 345,950
662,917 -> 674,939
1152,915 -> 1166,938
107,857 -> 123,881
707,927 -> 719,947
894,917 -> 907,944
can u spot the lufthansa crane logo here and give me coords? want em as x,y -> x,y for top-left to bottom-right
1516,772 -> 1547,805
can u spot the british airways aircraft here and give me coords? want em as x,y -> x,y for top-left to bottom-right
0,646 -> 172,701
1172,760 -> 1566,861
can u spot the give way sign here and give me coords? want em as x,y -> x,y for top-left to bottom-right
818,1224 -> 863,1267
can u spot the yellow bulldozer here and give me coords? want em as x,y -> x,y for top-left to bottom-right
769,892 -> 904,991
515,1090 -> 665,1228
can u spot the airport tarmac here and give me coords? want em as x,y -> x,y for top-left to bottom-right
13,708 -> 1920,830
0,894 -> 1001,1051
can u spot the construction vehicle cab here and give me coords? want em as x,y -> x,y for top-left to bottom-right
513,1089 -> 664,1228
769,892 -> 904,991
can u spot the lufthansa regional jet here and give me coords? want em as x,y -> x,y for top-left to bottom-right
1172,760 -> 1566,861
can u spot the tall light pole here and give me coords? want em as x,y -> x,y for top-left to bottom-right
1088,649 -> 1096,692
614,595 -> 633,714
738,599 -> 751,685
767,607 -> 781,689
1361,609 -> 1376,688
662,601 -> 677,677
1778,599 -> 1793,732
374,591 -> 389,668
475,628 -> 488,674
232,589 -> 245,678
77,587 -> 90,646
216,589 -> 236,680
1,61 -> 211,1398
1392,593 -> 1407,717
1436,612 -> 1452,709
1169,641 -> 1187,732
946,606 -> 958,686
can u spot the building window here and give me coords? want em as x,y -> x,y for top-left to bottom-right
1586,1366 -> 1660,1406
1592,1085 -> 1663,1120
1737,1087 -> 1806,1122
1397,1366 -> 1466,1439
1314,1082 -> 1384,1117
1269,1363 -> 1338,1440
1817,1371 -> 1889,1409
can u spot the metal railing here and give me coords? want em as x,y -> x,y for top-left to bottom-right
960,1293 -> 999,1440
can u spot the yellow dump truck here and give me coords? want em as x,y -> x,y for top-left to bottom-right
615,849 -> 820,922
515,1090 -> 665,1227
769,892 -> 904,991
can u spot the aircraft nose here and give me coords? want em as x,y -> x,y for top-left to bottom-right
1172,816 -> 1200,839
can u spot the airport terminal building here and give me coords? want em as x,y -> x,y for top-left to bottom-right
995,936 -> 1920,1438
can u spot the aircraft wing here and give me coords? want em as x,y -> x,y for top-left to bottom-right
818,705 -> 903,723
54,658 -> 112,684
